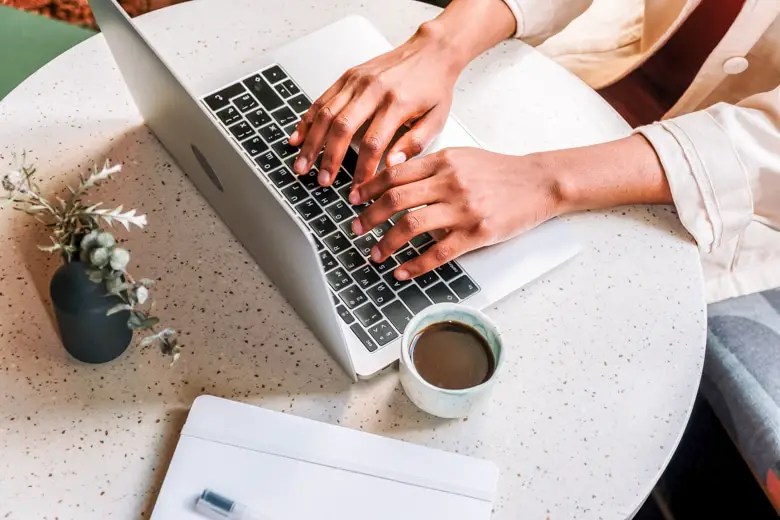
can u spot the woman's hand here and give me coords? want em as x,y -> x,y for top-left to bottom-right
289,22 -> 462,189
349,135 -> 673,280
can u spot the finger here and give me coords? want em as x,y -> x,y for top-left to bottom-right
386,104 -> 448,167
395,232 -> 470,280
351,106 -> 408,187
318,95 -> 385,186
350,155 -> 436,205
353,176 -> 442,237
289,76 -> 346,146
293,88 -> 353,175
370,204 -> 458,263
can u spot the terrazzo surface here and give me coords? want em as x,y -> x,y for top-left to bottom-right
0,0 -> 706,518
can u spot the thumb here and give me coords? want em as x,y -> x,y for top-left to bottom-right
386,105 -> 448,167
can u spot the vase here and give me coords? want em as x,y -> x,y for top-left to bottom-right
49,261 -> 132,363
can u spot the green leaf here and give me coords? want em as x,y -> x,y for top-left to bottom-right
127,313 -> 144,330
106,303 -> 132,316
87,269 -> 105,283
138,278 -> 155,287
139,316 -> 160,330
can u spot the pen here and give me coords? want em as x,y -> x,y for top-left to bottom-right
196,489 -> 268,520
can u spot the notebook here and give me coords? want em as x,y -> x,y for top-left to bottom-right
150,396 -> 500,519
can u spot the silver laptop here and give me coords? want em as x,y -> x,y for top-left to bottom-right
89,0 -> 580,380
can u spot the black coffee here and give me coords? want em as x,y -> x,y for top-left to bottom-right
410,321 -> 495,390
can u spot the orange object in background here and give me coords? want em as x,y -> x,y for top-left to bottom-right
1,0 -> 187,27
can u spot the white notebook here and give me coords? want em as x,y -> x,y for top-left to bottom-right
151,396 -> 499,519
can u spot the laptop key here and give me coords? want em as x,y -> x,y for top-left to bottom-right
256,151 -> 282,173
337,248 -> 364,271
417,242 -> 434,255
340,218 -> 357,240
415,270 -> 440,289
381,300 -> 413,334
309,215 -> 336,237
354,234 -> 378,257
314,237 -> 324,251
281,182 -> 306,204
204,82 -> 246,111
339,285 -> 367,310
261,65 -> 287,84
268,167 -> 295,188
435,261 -> 463,282
271,106 -> 298,127
331,168 -> 352,189
372,220 -> 393,238
326,268 -> 351,292
367,320 -> 398,346
246,108 -> 271,128
425,282 -> 458,304
295,198 -> 323,221
354,303 -> 381,328
324,231 -> 350,255
234,93 -> 258,112
259,123 -> 284,143
383,271 -> 412,291
352,265 -> 380,289
216,105 -> 241,126
449,275 -> 479,300
298,169 -> 319,190
271,138 -> 299,159
395,247 -> 418,265
399,286 -> 432,314
281,79 -> 300,96
284,123 -> 298,136
366,282 -> 394,307
411,233 -> 433,248
325,200 -> 354,223
274,82 -> 293,99
241,136 -> 268,157
337,184 -> 352,204
370,255 -> 398,275
288,94 -> 312,114
228,121 -> 254,141
318,250 -> 338,272
342,147 -> 359,174
350,324 -> 377,353
336,305 -> 354,325
311,186 -> 340,207
245,74 -> 284,111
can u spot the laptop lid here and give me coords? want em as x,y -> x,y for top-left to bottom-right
88,0 -> 357,379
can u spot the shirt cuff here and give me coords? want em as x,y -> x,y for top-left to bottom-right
636,111 -> 753,253
500,0 -> 526,38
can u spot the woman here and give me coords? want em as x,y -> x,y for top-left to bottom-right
288,0 -> 780,304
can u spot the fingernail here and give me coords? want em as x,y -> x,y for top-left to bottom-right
294,156 -> 307,174
395,269 -> 409,281
352,219 -> 363,235
318,169 -> 331,185
387,152 -> 406,166
290,130 -> 299,143
370,247 -> 381,262
349,190 -> 361,205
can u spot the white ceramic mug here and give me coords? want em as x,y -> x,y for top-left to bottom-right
399,303 -> 504,419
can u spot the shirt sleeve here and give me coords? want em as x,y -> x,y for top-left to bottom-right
637,87 -> 780,254
501,0 -> 594,45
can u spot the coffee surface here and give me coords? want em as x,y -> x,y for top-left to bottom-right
410,321 -> 495,390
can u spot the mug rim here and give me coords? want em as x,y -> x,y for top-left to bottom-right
400,302 -> 504,396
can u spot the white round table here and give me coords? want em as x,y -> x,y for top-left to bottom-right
0,1 -> 706,518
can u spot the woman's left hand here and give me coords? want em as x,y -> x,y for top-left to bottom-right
348,147 -> 567,280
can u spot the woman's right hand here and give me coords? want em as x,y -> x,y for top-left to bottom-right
288,21 -> 464,191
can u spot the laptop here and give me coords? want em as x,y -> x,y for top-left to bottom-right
89,0 -> 580,380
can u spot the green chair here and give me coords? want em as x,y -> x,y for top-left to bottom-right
0,5 -> 94,100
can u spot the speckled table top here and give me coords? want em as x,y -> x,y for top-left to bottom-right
0,1 -> 707,518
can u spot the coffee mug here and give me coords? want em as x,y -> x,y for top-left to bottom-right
399,303 -> 504,418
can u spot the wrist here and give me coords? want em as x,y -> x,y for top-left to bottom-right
412,20 -> 471,76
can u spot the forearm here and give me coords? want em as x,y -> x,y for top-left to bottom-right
550,134 -> 673,213
416,0 -> 516,71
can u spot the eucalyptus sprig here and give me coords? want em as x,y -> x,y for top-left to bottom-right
2,156 -> 181,363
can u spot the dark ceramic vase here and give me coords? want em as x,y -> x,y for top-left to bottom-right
49,261 -> 132,363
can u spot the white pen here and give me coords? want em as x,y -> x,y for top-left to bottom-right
196,489 -> 268,520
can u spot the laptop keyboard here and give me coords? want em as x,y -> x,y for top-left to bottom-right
201,64 -> 481,353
